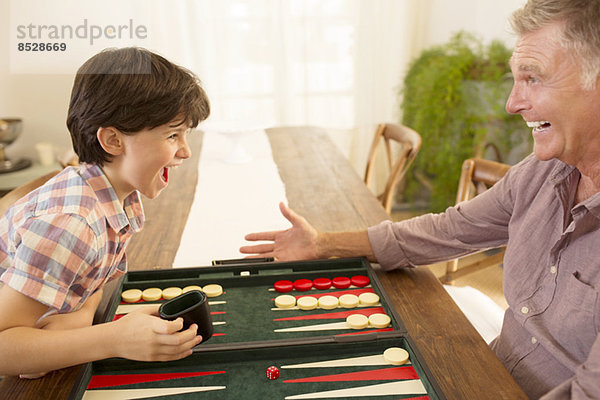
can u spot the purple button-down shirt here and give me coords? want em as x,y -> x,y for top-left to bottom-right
368,154 -> 600,399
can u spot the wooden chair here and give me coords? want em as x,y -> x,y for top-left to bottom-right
442,158 -> 511,285
0,170 -> 60,216
364,123 -> 421,215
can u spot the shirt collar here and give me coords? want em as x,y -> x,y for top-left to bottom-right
549,160 -> 600,219
78,163 -> 145,233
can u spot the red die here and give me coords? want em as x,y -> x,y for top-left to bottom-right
266,365 -> 280,380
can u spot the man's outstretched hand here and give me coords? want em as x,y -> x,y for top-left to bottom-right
240,202 -> 320,261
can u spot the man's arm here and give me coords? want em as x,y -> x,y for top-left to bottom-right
0,285 -> 202,376
240,202 -> 376,261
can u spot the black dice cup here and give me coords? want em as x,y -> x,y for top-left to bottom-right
158,290 -> 213,341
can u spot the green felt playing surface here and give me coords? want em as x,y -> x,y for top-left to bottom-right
109,258 -> 405,345
71,335 -> 442,400
72,259 -> 444,399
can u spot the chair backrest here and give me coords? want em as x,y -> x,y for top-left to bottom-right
442,157 -> 510,285
455,158 -> 511,204
364,123 -> 421,214
0,170 -> 60,216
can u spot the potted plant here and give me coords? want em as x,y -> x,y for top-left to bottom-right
400,32 -> 530,212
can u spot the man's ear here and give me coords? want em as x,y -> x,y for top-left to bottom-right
97,127 -> 123,156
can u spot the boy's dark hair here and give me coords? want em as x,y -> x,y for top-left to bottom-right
67,47 -> 210,166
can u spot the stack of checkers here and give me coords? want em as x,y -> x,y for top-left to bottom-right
274,276 -> 370,293
121,284 -> 223,303
346,313 -> 391,329
274,292 -> 380,310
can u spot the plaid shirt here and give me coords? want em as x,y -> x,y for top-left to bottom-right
0,163 -> 144,313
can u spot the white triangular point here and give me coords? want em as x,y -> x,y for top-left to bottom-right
115,301 -> 226,315
274,321 -> 388,332
82,386 -> 226,400
281,354 -> 410,369
274,321 -> 349,332
284,380 -> 426,399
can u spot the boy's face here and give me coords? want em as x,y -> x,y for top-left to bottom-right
112,119 -> 192,201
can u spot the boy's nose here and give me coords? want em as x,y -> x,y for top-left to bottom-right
177,138 -> 192,159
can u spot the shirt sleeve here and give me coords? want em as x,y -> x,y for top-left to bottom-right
2,212 -> 100,312
540,334 -> 600,399
367,157 -> 520,271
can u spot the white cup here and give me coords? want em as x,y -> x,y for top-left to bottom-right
35,142 -> 55,166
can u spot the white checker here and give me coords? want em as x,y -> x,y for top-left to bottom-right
368,313 -> 391,328
338,294 -> 359,308
297,296 -> 318,310
317,295 -> 339,310
162,287 -> 182,300
358,292 -> 380,306
346,314 -> 369,329
274,294 -> 296,309
383,347 -> 410,365
202,284 -> 223,297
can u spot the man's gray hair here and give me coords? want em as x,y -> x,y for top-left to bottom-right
510,0 -> 600,89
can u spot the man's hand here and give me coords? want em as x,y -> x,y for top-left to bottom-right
240,202 -> 320,261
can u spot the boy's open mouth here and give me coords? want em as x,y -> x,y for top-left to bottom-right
162,167 -> 169,183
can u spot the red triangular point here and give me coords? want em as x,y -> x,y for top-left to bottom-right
274,307 -> 385,321
283,366 -> 418,383
335,328 -> 394,336
87,371 -> 225,389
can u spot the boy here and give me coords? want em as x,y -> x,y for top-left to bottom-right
0,47 -> 210,377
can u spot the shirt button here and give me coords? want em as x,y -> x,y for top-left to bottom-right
521,306 -> 529,314
531,337 -> 537,344
550,266 -> 557,274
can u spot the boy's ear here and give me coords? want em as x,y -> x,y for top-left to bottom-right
97,127 -> 123,156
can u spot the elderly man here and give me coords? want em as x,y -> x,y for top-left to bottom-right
241,0 -> 600,398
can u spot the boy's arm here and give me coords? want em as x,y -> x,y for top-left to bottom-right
36,288 -> 104,330
0,285 -> 202,376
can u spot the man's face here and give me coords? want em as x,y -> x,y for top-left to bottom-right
506,22 -> 600,170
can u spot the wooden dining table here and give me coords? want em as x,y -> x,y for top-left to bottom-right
0,126 -> 527,399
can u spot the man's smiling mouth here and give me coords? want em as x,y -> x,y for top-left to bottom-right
527,120 -> 551,133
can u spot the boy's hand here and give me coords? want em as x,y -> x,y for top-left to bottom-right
240,202 -> 320,261
111,305 -> 202,362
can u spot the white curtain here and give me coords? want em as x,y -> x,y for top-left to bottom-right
1,0 -> 522,168
144,0 -> 418,173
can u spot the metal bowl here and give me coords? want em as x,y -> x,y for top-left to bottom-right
0,118 -> 23,146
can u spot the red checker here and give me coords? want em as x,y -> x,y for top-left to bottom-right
313,277 -> 332,290
274,280 -> 293,293
293,279 -> 313,291
266,366 -> 279,380
332,276 -> 351,289
351,275 -> 370,287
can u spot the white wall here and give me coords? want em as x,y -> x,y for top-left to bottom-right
0,0 -> 526,163
423,0 -> 525,49
0,0 -> 74,161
